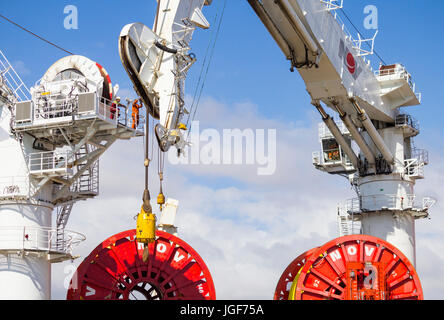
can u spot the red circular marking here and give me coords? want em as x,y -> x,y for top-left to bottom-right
294,235 -> 423,300
346,52 -> 356,74
274,248 -> 317,300
66,230 -> 216,300
96,62 -> 113,100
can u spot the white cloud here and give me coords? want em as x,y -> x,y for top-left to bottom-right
114,87 -> 138,101
12,60 -> 31,76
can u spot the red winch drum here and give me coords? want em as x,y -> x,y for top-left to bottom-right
290,235 -> 423,300
67,229 -> 216,300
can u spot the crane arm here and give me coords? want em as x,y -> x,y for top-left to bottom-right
248,0 -> 412,123
119,0 -> 213,154
119,1 -> 213,253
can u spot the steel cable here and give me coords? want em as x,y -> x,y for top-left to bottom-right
0,13 -> 74,55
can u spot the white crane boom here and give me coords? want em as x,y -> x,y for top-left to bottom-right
119,0 -> 212,154
249,0 -> 434,267
248,0 -> 420,123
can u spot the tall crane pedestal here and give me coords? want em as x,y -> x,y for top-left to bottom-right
0,53 -> 143,299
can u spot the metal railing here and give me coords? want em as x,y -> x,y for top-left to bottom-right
375,64 -> 410,77
96,96 -> 117,126
423,197 -> 437,210
33,96 -> 78,121
338,194 -> 430,215
327,6 -> 377,57
14,90 -> 145,133
127,110 -> 146,131
416,92 -> 422,103
337,214 -> 362,237
71,159 -> 99,195
312,151 -> 321,166
0,226 -> 85,255
320,0 -> 343,11
375,64 -> 417,92
395,114 -> 419,132
28,151 -> 72,174
50,161 -> 100,199
412,148 -> 429,165
0,49 -> 31,102
318,121 -> 350,140
404,159 -> 424,178
0,77 -> 14,106
404,148 -> 428,179
114,101 -> 146,131
96,96 -> 145,131
313,150 -> 353,168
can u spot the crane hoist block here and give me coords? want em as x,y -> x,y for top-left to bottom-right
136,207 -> 156,245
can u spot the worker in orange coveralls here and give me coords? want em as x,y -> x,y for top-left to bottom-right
132,99 -> 143,129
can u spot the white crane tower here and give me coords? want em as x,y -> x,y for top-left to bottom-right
0,50 -> 144,299
248,0 -> 435,266
0,0 -> 213,300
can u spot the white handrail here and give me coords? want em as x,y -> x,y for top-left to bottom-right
0,226 -> 85,255
0,49 -> 31,102
28,151 -> 72,174
338,194 -> 433,215
375,64 -> 420,97
318,121 -> 350,140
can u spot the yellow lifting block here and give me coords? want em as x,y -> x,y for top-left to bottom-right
136,206 -> 156,245
157,192 -> 165,205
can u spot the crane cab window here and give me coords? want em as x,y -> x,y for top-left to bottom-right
322,139 -> 341,163
53,68 -> 85,81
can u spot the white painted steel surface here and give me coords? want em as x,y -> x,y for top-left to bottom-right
0,51 -> 140,299
249,0 -> 432,267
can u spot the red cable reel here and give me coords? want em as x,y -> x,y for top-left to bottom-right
273,248 -> 317,300
67,229 -> 216,300
291,235 -> 423,300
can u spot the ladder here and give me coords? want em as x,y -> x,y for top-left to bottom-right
54,145 -> 97,250
337,206 -> 361,236
338,214 -> 351,236
55,202 -> 74,251
72,144 -> 99,196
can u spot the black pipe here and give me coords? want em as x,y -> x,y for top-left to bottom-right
155,41 -> 178,54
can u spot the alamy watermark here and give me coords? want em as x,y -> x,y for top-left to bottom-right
63,5 -> 78,30
168,121 -> 277,176
363,5 -> 378,30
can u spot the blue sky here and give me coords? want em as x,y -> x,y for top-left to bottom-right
1,0 -> 443,146
2,1 -> 444,299
1,1 -> 443,132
